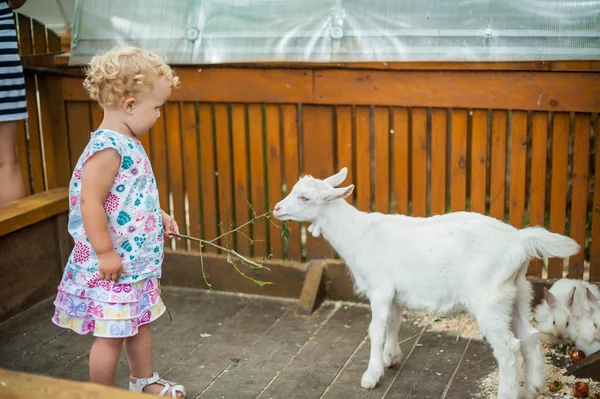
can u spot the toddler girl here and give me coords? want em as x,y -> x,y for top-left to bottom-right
51,45 -> 185,398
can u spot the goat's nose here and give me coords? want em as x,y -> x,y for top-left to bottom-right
556,333 -> 563,340
274,205 -> 281,212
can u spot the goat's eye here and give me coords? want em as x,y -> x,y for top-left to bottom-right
595,323 -> 598,329
566,322 -> 569,327
553,321 -> 555,325
299,196 -> 309,202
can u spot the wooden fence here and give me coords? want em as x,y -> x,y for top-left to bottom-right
13,14 -> 600,283
13,12 -> 62,195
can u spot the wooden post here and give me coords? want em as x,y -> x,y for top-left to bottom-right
296,260 -> 326,315
37,74 -> 71,188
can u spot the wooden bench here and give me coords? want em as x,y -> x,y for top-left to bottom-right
0,368 -> 146,398
0,188 -> 71,322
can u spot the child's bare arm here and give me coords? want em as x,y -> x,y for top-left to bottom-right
161,209 -> 181,240
80,149 -> 125,282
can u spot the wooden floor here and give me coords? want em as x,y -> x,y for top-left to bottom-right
0,287 -> 498,398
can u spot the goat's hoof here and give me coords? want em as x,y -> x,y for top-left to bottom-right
383,350 -> 403,368
517,391 -> 536,399
519,374 -> 544,398
497,391 -> 520,399
518,385 -> 542,399
361,370 -> 380,389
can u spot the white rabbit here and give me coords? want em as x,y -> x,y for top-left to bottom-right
534,279 -> 578,343
571,286 -> 600,356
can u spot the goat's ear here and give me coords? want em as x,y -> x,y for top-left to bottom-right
321,184 -> 354,202
586,288 -> 599,310
544,287 -> 557,308
566,287 -> 576,309
323,167 -> 348,187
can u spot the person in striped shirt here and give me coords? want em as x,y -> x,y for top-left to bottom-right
0,0 -> 28,205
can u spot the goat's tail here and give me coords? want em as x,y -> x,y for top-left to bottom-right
517,227 -> 580,260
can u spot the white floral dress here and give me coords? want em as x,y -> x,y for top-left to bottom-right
52,129 -> 166,338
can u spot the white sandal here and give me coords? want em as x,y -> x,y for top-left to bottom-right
129,372 -> 187,398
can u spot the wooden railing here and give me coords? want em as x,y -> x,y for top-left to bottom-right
9,13 -> 600,283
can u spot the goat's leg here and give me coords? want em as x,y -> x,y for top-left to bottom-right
383,300 -> 403,368
361,290 -> 394,389
475,300 -> 521,399
513,272 -> 544,399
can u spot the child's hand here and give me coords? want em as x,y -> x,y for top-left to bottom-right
98,250 -> 126,282
162,210 -> 181,240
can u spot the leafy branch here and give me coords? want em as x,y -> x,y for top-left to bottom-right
170,202 -> 291,289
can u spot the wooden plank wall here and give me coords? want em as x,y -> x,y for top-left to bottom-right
55,67 -> 600,283
12,13 -> 600,282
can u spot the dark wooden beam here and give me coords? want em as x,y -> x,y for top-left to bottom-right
0,216 -> 67,322
162,250 -> 307,300
296,261 -> 326,315
564,350 -> 600,382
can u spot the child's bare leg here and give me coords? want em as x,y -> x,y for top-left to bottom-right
89,337 -> 125,385
125,324 -> 184,397
124,324 -> 153,379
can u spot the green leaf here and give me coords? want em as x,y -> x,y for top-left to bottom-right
254,280 -> 273,288
282,222 -> 290,239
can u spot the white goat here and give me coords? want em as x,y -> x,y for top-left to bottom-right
273,167 -> 581,399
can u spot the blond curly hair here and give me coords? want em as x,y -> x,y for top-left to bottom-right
83,45 -> 180,109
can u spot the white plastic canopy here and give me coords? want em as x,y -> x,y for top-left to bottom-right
69,0 -> 600,65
